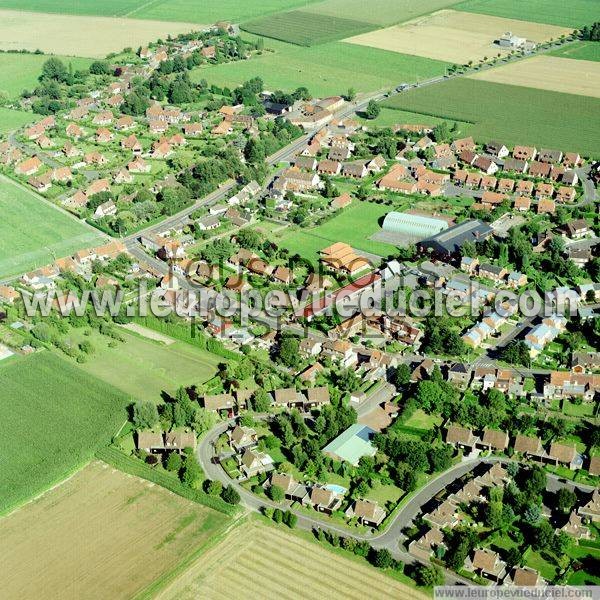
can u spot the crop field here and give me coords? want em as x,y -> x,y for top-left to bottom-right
303,0 -> 461,26
73,328 -> 221,401
274,201 -> 395,263
549,41 -> 600,62
155,520 -> 426,600
383,78 -> 600,156
345,10 -> 571,64
0,9 -> 199,57
0,52 -> 93,98
0,352 -> 130,515
358,106 -> 473,133
469,55 -> 600,99
241,10 -> 375,46
0,106 -> 35,134
0,176 -> 105,278
454,0 -> 598,28
194,38 -> 450,97
0,461 -> 229,600
0,0 -> 318,22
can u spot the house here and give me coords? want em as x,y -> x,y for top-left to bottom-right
0,285 -> 19,304
272,387 -> 304,409
28,173 -> 51,192
127,156 -> 150,174
239,448 -> 274,478
136,432 -> 165,453
96,127 -> 113,143
507,271 -> 527,288
480,190 -> 506,209
317,159 -> 341,175
548,442 -> 582,470
513,195 -> 531,212
485,141 -> 509,158
298,362 -> 324,384
121,134 -> 143,153
345,499 -> 386,527
480,175 -> 497,190
572,351 -> 600,373
473,156 -> 498,175
497,178 -> 515,194
84,151 -> 107,166
587,457 -> 600,477
321,339 -> 357,367
320,242 -> 370,277
503,158 -> 528,173
535,182 -> 554,199
556,186 -> 576,203
538,148 -> 563,164
164,431 -> 197,453
229,425 -> 258,451
152,140 -> 173,159
563,152 -> 582,168
562,219 -> 590,240
447,363 -> 472,387
304,484 -> 345,514
513,434 -> 546,462
528,160 -> 552,178
201,45 -> 216,59
94,200 -> 117,219
578,489 -> 600,521
299,337 -> 322,357
409,527 -> 446,561
479,428 -> 509,451
562,511 -> 591,540
479,263 -> 507,282
537,198 -> 555,215
115,115 -> 135,131
304,386 -> 330,409
268,473 -> 308,502
342,161 -> 368,178
445,425 -> 479,450
203,392 -> 236,414
506,567 -> 543,587
513,145 -> 536,161
87,178 -> 110,196
15,156 -> 42,176
452,136 -> 476,153
468,549 -> 507,582
423,499 -> 460,529
66,123 -> 83,139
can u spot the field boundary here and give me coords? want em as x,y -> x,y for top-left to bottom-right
96,445 -> 238,516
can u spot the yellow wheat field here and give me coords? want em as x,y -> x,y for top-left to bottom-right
0,9 -> 201,57
155,520 -> 428,600
345,10 -> 572,64
468,55 -> 600,98
0,461 -> 226,600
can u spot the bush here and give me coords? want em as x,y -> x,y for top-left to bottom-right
222,484 -> 241,505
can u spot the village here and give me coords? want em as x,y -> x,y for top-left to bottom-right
0,15 -> 598,595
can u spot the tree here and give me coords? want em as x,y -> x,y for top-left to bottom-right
364,100 -> 380,120
432,122 -> 450,142
556,487 -> 577,514
132,400 -> 159,429
395,363 -> 411,387
277,336 -> 300,368
345,87 -> 356,101
165,451 -> 182,472
415,564 -> 444,587
532,519 -> 554,551
40,57 -> 68,82
222,484 -> 241,505
268,484 -> 285,502
284,510 -> 298,528
181,456 -> 203,489
371,548 -> 393,569
204,479 -> 223,496
89,60 -> 111,75
500,340 -> 531,368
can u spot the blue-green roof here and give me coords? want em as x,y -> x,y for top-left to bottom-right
382,211 -> 448,237
322,424 -> 376,466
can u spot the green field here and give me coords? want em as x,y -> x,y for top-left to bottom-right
0,52 -> 94,98
0,0 -> 318,22
0,351 -> 130,514
0,106 -> 35,134
242,10 -> 374,46
74,328 -> 222,401
273,201 -> 396,263
454,0 -> 598,28
383,78 -> 600,156
358,106 -> 473,133
0,176 -> 105,278
549,41 -> 600,62
194,38 -> 450,97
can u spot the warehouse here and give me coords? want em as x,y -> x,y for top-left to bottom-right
418,220 -> 493,257
373,211 -> 451,247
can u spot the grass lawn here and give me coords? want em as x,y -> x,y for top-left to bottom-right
193,37 -> 450,97
549,41 -> 600,62
454,0 -> 598,28
402,409 -> 442,431
0,52 -> 93,98
562,400 -> 595,418
383,78 -> 600,156
523,548 -> 557,581
273,200 -> 396,263
365,481 -> 403,506
0,106 -> 35,134
0,351 -> 130,515
0,176 -> 105,278
72,329 -> 222,401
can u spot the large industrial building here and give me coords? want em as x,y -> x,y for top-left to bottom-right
417,219 -> 493,256
382,211 -> 449,238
